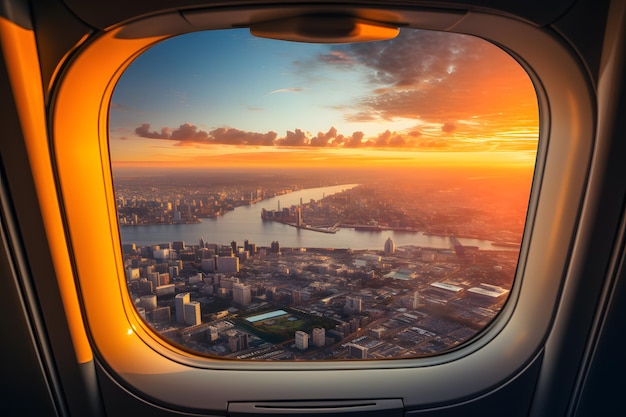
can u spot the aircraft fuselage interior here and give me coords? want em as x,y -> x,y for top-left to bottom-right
1,0 -> 625,416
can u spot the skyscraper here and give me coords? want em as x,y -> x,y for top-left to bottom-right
184,301 -> 201,326
384,237 -> 396,255
291,290 -> 302,305
295,330 -> 309,350
312,327 -> 325,347
345,296 -> 362,314
175,292 -> 190,324
296,206 -> 303,227
233,283 -> 252,306
271,241 -> 281,254
413,290 -> 420,309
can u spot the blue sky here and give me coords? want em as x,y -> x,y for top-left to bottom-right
108,28 -> 539,168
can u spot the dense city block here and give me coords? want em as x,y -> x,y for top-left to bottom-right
117,169 -> 527,360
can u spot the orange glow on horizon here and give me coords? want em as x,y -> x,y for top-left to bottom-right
111,146 -> 537,171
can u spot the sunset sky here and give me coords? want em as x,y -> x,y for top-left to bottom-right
109,28 -> 539,170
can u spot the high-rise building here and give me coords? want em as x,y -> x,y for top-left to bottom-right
239,333 -> 249,350
140,294 -> 157,312
148,271 -> 159,289
228,334 -> 249,352
208,326 -> 218,341
158,272 -> 170,286
312,327 -> 325,347
175,292 -> 190,324
291,290 -> 302,305
228,335 -> 240,352
155,284 -> 175,297
168,265 -> 179,278
413,290 -> 420,309
188,273 -> 202,284
201,258 -> 216,272
184,301 -> 201,326
384,237 -> 396,255
220,276 -> 239,290
152,306 -> 171,323
233,283 -> 252,306
349,317 -> 360,333
296,206 -> 303,226
270,241 -> 281,254
295,330 -> 309,350
345,296 -> 362,314
218,245 -> 234,257
153,248 -> 170,260
248,243 -> 256,254
125,267 -> 140,281
337,322 -> 351,337
217,256 -> 239,273
348,343 -> 368,359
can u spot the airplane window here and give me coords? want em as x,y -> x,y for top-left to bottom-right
108,27 -> 538,361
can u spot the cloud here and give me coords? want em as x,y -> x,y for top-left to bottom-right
135,123 -> 171,139
318,29 -> 538,137
134,123 -> 404,149
209,127 -> 277,146
310,127 -> 337,147
267,87 -> 304,95
345,131 -> 366,148
135,123 -> 277,146
319,50 -> 353,65
277,128 -> 309,146
330,30 -> 483,90
170,123 -> 209,141
132,122 -> 535,153
441,122 -> 457,134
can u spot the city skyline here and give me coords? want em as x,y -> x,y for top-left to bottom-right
109,28 -> 539,170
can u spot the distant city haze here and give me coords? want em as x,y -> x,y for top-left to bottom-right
119,184 -> 510,251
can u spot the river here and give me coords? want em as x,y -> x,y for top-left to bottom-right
119,184 -> 510,251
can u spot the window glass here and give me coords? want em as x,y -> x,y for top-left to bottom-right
109,28 -> 538,360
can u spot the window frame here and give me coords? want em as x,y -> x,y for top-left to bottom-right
50,5 -> 594,412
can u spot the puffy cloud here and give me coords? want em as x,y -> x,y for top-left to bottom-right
135,123 -> 170,139
135,123 -> 277,146
345,131 -> 367,148
209,128 -> 277,146
133,122 -> 523,151
310,127 -> 338,147
135,123 -> 208,141
170,123 -> 209,141
374,130 -> 407,147
277,129 -> 309,147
